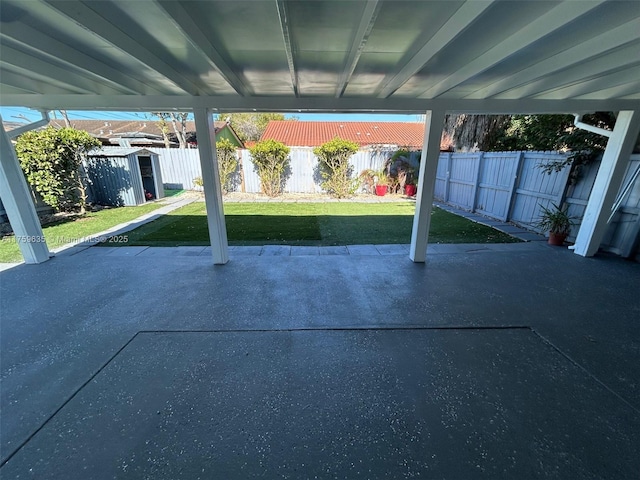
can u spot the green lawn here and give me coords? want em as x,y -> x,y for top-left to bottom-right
0,203 -> 164,263
114,202 -> 520,247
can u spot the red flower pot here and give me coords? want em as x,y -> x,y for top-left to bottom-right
375,185 -> 388,196
405,184 -> 417,196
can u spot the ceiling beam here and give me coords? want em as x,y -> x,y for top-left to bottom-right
576,82 -> 640,101
154,1 -> 252,97
418,0 -> 606,99
43,0 -> 201,95
2,94 -> 638,115
466,20 -> 640,99
532,65 -> 640,100
490,42 -> 640,100
0,22 -> 161,95
276,0 -> 299,97
0,70 -> 43,94
0,44 -> 116,94
376,0 -> 495,98
335,0 -> 381,98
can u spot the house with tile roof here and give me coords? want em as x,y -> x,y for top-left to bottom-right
260,121 -> 452,151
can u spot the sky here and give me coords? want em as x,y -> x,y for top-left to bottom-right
0,107 -> 423,124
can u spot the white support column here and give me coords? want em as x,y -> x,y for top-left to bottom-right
410,110 -> 446,263
193,108 -> 229,265
573,110 -> 640,257
0,116 -> 50,264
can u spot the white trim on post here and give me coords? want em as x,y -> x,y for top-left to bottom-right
573,110 -> 640,257
193,108 -> 229,265
410,110 -> 446,262
0,116 -> 50,264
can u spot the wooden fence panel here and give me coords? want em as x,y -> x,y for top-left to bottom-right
475,152 -> 520,221
509,152 -> 571,231
434,153 -> 450,201
446,153 -> 480,210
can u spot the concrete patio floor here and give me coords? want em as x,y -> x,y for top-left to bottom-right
1,243 -> 639,478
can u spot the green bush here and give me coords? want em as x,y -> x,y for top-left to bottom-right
216,138 -> 238,193
249,139 -> 290,197
313,137 -> 360,198
15,127 -> 101,213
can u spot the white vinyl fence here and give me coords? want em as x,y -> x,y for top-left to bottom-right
152,147 -> 395,194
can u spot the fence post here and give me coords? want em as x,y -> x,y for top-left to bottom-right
471,152 -> 484,213
505,151 -> 524,222
444,152 -> 452,202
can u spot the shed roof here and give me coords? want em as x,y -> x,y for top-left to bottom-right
88,147 -> 156,157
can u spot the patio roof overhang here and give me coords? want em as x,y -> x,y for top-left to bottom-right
1,0 -> 639,264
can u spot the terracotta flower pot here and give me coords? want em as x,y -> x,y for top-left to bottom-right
375,185 -> 388,196
548,232 -> 568,246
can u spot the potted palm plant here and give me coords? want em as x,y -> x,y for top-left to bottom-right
535,202 -> 575,245
404,167 -> 417,196
374,170 -> 388,196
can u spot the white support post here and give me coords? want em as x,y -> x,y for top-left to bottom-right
193,108 -> 229,265
573,110 -> 640,257
0,116 -> 50,264
410,110 -> 446,263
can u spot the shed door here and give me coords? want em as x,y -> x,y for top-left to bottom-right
138,156 -> 156,200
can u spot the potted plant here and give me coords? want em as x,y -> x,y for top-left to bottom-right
535,202 -> 575,245
374,170 -> 388,196
404,175 -> 417,197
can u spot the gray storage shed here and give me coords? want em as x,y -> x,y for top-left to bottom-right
85,147 -> 164,207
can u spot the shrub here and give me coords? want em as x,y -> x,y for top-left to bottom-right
15,127 -> 101,213
313,138 -> 360,198
216,138 -> 238,193
249,139 -> 290,197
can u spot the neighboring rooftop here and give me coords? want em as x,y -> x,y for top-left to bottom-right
261,121 -> 444,149
45,119 -> 219,137
2,119 -> 244,148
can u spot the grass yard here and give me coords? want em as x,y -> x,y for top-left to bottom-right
114,202 -> 520,247
0,203 -> 164,263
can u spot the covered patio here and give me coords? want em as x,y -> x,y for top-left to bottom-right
1,244 -> 639,477
1,0 -> 639,477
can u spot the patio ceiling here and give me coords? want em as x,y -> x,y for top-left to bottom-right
0,0 -> 639,114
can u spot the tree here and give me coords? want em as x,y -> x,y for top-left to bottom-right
489,113 -> 615,173
441,113 -> 617,174
15,127 -> 101,213
313,137 -> 360,198
216,138 -> 238,193
151,112 -> 191,148
152,112 -> 172,149
217,113 -> 293,142
443,114 -> 511,152
249,139 -> 290,197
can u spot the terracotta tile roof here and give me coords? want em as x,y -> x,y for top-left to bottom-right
261,121 -> 432,149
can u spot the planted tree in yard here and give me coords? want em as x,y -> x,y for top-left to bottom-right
249,139 -> 290,197
216,137 -> 238,193
15,126 -> 101,214
314,137 -> 360,198
216,112 -> 293,142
